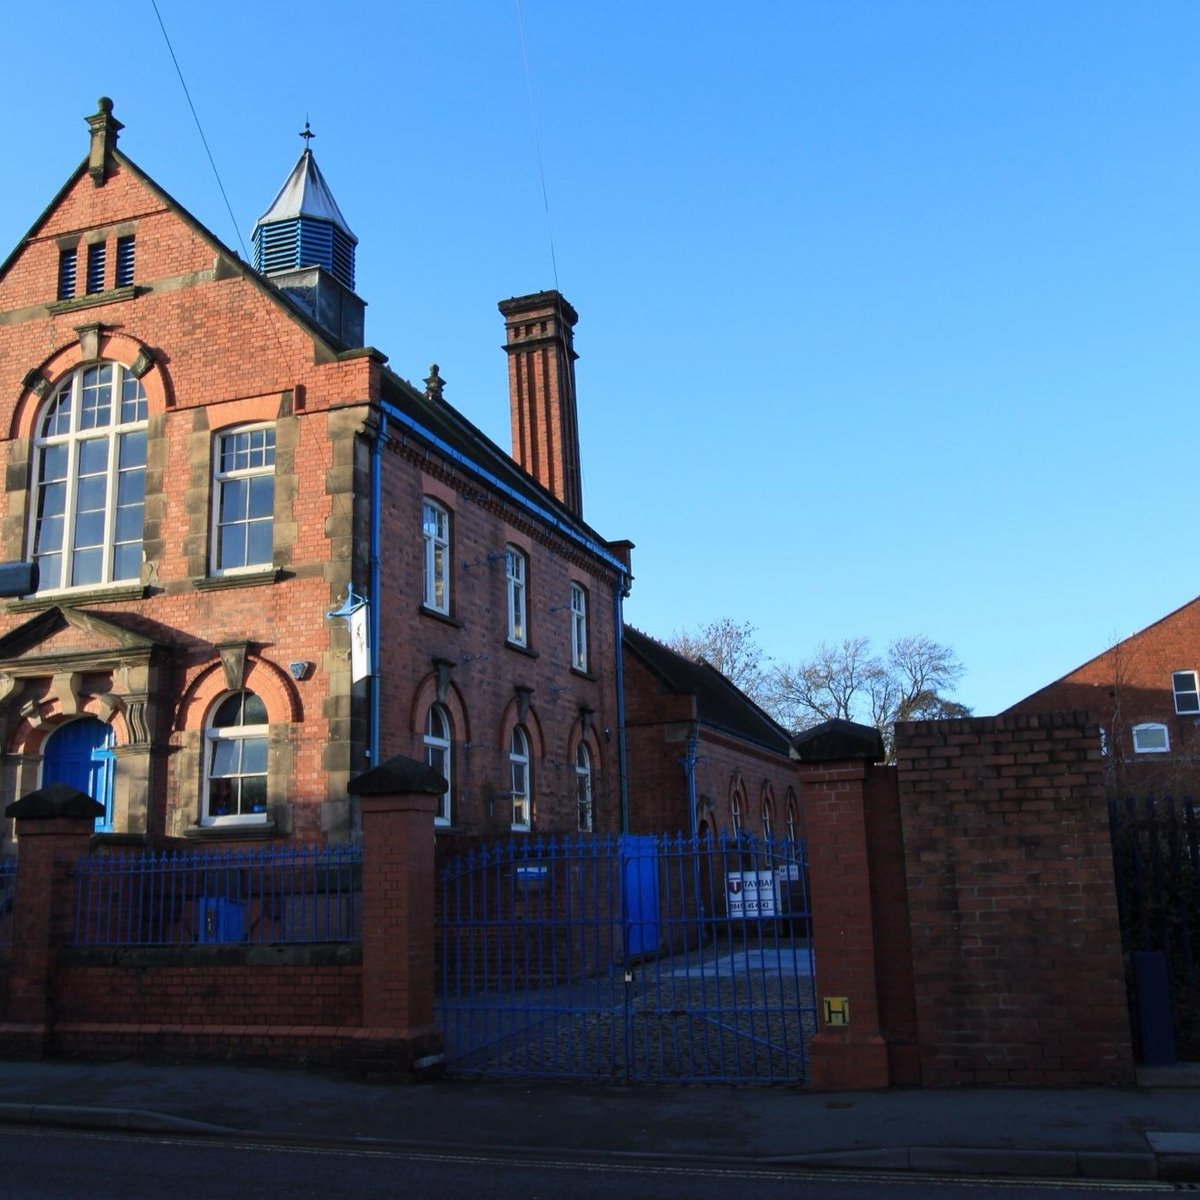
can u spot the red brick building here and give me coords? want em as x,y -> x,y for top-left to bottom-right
623,626 -> 799,838
1006,593 -> 1200,794
0,100 -> 632,852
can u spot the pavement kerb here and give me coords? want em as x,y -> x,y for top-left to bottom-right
0,1102 -> 1176,1183
0,1103 -> 233,1136
772,1148 -> 1159,1182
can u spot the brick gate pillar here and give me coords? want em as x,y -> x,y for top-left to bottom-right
795,720 -> 892,1090
2,783 -> 104,1057
348,753 -> 446,1076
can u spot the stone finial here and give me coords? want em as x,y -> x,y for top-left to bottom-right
86,97 -> 123,188
424,364 -> 445,402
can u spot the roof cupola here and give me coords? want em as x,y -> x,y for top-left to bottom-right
251,124 -> 365,346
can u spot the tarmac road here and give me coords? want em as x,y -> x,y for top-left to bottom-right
0,1125 -> 1178,1200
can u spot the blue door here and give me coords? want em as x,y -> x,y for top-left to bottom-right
42,718 -> 115,831
620,834 -> 660,958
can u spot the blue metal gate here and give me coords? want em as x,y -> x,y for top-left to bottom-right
436,831 -> 816,1083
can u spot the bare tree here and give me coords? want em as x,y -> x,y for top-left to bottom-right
768,635 -> 970,758
665,618 -> 769,708
766,637 -> 877,728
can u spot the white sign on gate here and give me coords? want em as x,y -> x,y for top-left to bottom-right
726,870 -> 778,918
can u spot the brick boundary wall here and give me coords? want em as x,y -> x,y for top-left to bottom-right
895,712 -> 1135,1086
0,765 -> 444,1076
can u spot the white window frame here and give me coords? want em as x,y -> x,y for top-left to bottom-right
761,797 -> 774,839
424,704 -> 452,825
1133,723 -> 1171,754
422,500 -> 450,613
510,726 -> 531,831
786,800 -> 799,845
211,424 -> 276,575
730,788 -> 744,836
576,742 -> 593,832
570,582 -> 588,672
30,362 -> 147,593
1174,671 -> 1200,715
202,690 -> 269,826
506,546 -> 527,646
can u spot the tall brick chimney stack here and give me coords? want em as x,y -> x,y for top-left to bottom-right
500,291 -> 583,517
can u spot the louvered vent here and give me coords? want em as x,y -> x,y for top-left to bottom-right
254,218 -> 353,290
115,235 -> 135,287
57,249 -> 77,300
86,242 -> 106,294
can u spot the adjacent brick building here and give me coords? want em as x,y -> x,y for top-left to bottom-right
1007,593 -> 1200,794
622,626 -> 798,838
0,99 -> 632,852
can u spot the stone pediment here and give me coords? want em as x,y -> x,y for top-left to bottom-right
0,606 -> 160,674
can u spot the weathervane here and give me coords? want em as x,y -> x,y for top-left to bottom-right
299,119 -> 315,144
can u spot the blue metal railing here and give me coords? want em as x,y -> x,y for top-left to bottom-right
0,856 -> 16,948
72,844 -> 362,947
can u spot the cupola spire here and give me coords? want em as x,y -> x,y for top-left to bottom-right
251,125 -> 365,346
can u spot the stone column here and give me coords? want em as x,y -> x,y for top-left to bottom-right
348,753 -> 445,1077
2,783 -> 104,1056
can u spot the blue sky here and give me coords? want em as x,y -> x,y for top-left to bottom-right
2,2 -> 1197,715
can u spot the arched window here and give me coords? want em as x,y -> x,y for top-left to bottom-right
424,704 -> 452,825
510,726 -> 531,830
730,785 -> 744,836
575,742 -> 593,832
761,794 -> 774,839
203,691 -> 269,825
31,362 -> 147,592
785,791 -> 799,844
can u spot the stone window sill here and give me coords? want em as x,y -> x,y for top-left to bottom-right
194,568 -> 284,592
48,285 -> 140,314
7,582 -> 148,613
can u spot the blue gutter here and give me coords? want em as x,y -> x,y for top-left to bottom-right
683,723 -> 700,839
380,399 -> 630,576
378,396 -> 631,823
614,580 -> 630,833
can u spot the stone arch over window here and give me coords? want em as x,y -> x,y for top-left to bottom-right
169,655 -> 300,837
12,331 -> 170,439
497,694 -> 545,758
409,671 -> 470,746
176,656 -> 300,732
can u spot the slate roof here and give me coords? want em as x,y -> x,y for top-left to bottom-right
623,626 -> 790,755
255,148 -> 357,240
